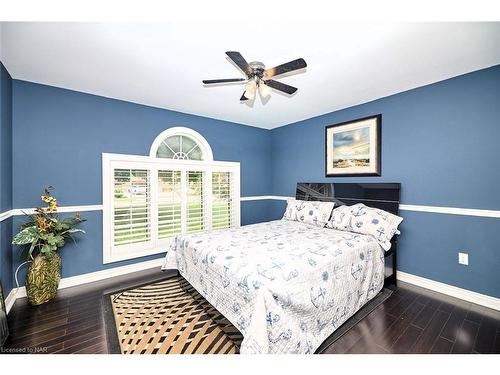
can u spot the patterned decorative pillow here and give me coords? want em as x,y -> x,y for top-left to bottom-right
347,203 -> 403,250
282,199 -> 335,227
325,205 -> 352,231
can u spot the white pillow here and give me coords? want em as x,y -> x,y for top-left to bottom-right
326,203 -> 402,250
282,199 -> 335,228
347,203 -> 402,250
325,205 -> 352,231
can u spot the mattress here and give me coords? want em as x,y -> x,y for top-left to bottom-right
162,220 -> 385,354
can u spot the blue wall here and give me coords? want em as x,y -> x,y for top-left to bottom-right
12,81 -> 272,207
4,64 -> 500,300
0,63 -> 12,212
10,80 -> 275,280
271,65 -> 500,298
10,200 -> 279,284
0,61 -> 13,296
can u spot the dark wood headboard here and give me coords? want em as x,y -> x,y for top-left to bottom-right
296,182 -> 401,288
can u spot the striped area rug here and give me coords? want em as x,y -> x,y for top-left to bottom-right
106,276 -> 243,354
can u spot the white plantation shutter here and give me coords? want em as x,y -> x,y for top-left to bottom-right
157,170 -> 182,239
103,152 -> 240,263
212,172 -> 233,230
186,171 -> 204,233
113,169 -> 150,246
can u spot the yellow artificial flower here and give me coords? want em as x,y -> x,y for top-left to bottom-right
37,216 -> 54,233
41,194 -> 57,203
41,193 -> 58,213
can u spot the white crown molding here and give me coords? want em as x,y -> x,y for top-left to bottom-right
397,271 -> 500,311
7,257 -> 165,314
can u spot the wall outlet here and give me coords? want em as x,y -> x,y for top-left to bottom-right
458,252 -> 469,266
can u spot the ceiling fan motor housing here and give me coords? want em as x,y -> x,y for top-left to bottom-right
248,61 -> 265,81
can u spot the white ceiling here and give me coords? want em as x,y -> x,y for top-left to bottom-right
1,22 -> 499,129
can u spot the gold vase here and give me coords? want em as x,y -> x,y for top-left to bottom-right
26,253 -> 62,306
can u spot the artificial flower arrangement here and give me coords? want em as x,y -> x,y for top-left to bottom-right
12,187 -> 86,305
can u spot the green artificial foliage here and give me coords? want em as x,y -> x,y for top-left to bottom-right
12,187 -> 86,305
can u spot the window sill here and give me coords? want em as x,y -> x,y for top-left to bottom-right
103,245 -> 171,264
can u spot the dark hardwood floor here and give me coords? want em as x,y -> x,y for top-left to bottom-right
2,269 -> 500,354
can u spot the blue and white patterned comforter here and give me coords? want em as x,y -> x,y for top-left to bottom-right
162,220 -> 385,354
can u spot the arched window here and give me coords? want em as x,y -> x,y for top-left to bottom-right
149,127 -> 214,161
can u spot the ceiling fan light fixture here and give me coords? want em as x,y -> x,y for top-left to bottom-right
259,82 -> 272,99
245,80 -> 257,100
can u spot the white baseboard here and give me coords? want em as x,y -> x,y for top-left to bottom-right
7,257 -> 165,312
397,271 -> 500,311
6,259 -> 498,313
5,288 -> 18,314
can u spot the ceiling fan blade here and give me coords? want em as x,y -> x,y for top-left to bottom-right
240,91 -> 249,101
226,51 -> 251,75
203,78 -> 246,84
264,79 -> 298,95
265,58 -> 307,78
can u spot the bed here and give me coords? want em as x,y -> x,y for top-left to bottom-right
162,182 -> 401,354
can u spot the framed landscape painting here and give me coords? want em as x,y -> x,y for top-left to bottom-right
325,114 -> 381,177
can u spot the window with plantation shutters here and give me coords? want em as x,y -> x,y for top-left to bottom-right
158,170 -> 182,239
113,169 -> 150,246
212,172 -> 232,230
103,138 -> 240,263
186,171 -> 204,233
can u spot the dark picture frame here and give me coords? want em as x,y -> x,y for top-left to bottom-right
0,282 -> 8,347
325,114 -> 381,177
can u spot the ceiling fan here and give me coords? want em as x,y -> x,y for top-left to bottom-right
202,51 -> 307,101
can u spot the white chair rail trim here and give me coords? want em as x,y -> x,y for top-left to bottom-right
0,209 -> 14,222
240,196 -> 500,218
1,199 -> 500,222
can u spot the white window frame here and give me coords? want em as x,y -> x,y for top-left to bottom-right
149,127 -> 214,161
102,152 -> 240,264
